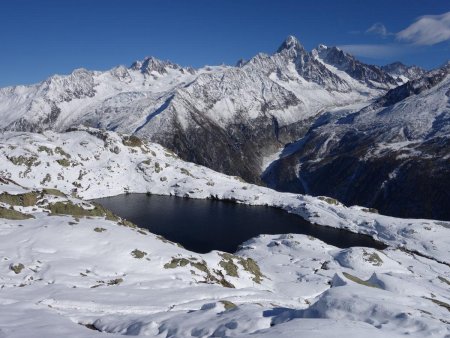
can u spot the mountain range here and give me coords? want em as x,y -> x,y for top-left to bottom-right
0,35 -> 448,219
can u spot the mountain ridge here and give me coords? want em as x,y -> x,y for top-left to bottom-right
0,35 -> 408,183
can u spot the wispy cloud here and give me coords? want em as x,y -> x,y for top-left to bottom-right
343,12 -> 450,59
366,23 -> 392,38
337,44 -> 405,59
397,11 -> 450,45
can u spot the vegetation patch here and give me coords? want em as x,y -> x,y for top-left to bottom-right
42,188 -> 66,197
10,263 -> 25,274
47,201 -> 118,221
180,168 -> 193,177
56,158 -> 71,167
164,257 -> 235,288
0,192 -> 39,207
164,258 -> 190,269
156,235 -> 183,247
343,272 -> 380,288
237,257 -> 264,284
7,155 -> 39,167
118,218 -> 137,228
41,174 -> 52,184
219,253 -> 239,277
122,135 -> 143,147
318,196 -> 340,206
154,162 -> 161,173
363,250 -> 383,266
131,249 -> 147,259
55,147 -> 71,158
37,145 -> 54,155
218,253 -> 264,283
220,300 -> 237,311
0,206 -> 34,220
94,227 -> 106,233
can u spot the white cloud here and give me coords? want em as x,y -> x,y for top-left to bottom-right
366,23 -> 392,37
397,11 -> 450,46
337,44 -> 405,59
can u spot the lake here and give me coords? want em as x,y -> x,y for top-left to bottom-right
94,194 -> 387,253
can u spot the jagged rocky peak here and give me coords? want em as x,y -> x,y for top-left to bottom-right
314,44 -> 328,53
109,65 -> 132,83
130,56 -> 195,75
44,67 -> 93,84
272,36 -> 351,91
314,44 -> 367,68
42,68 -> 96,102
314,44 -> 345,60
276,35 -> 305,55
313,44 -> 398,88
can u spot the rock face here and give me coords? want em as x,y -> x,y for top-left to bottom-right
263,64 -> 450,220
313,45 -> 399,89
0,36 -> 396,182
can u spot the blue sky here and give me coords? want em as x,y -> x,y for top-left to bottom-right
0,0 -> 449,87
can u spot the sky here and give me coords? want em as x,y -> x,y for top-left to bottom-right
0,0 -> 449,87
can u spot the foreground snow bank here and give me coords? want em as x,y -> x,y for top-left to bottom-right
0,181 -> 449,337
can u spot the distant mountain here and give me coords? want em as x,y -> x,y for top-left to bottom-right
381,61 -> 426,82
0,36 -> 400,182
263,62 -> 450,220
312,45 -> 400,88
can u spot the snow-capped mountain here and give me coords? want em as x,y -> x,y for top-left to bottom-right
312,45 -> 400,88
0,36 -> 400,182
381,61 -> 426,82
263,63 -> 450,220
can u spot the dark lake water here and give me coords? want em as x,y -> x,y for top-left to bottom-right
94,194 -> 387,253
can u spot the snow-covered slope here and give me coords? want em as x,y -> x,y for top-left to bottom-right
0,36 -> 397,182
0,179 -> 449,337
1,127 -> 449,264
263,63 -> 450,220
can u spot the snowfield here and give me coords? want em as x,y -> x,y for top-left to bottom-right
0,128 -> 450,337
